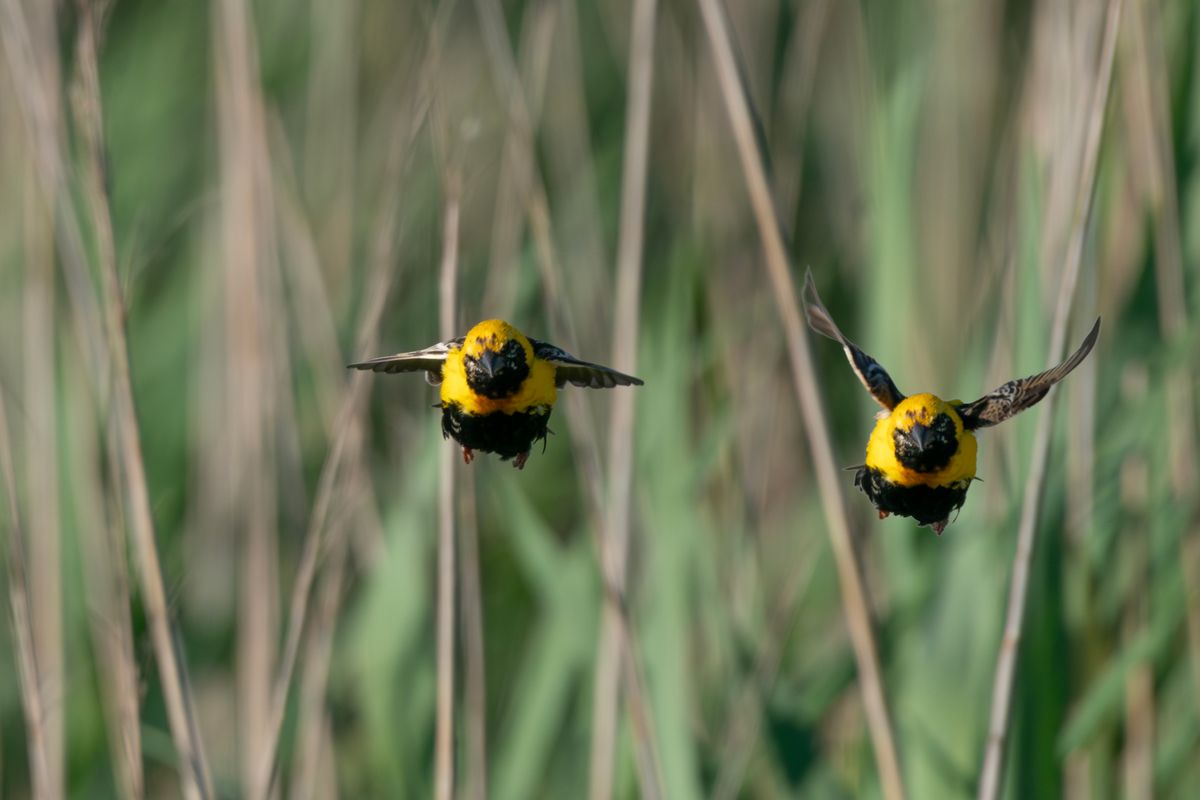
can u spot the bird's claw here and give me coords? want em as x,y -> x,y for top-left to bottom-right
931,520 -> 947,536
877,510 -> 890,519
462,447 -> 475,465
513,452 -> 529,470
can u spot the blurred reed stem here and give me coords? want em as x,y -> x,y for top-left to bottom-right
709,4 -> 829,795
2,0 -> 144,795
434,164 -> 462,800
211,0 -> 285,790
693,0 -> 906,797
976,1 -> 1121,798
458,464 -> 488,800
588,0 -> 658,796
15,3 -> 67,797
0,391 -> 52,799
290,537 -> 346,800
254,106 -> 425,800
1127,0 -> 1200,706
471,0 -> 665,796
71,0 -> 215,795
481,0 -> 556,318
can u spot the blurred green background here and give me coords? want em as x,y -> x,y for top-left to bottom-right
1,0 -> 1199,797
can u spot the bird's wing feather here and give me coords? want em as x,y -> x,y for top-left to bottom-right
347,337 -> 464,384
956,318 -> 1101,430
530,339 -> 644,388
802,270 -> 905,410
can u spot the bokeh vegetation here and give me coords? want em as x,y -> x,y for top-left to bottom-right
1,0 -> 1198,798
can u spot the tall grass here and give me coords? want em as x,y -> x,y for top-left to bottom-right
0,1 -> 1198,798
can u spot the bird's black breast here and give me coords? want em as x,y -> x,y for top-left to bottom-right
440,402 -> 551,460
854,466 -> 970,527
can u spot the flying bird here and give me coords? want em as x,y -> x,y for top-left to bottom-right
350,319 -> 643,468
802,272 -> 1100,534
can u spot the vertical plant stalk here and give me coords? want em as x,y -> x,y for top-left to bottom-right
470,1 -> 665,796
211,0 -> 283,791
290,528 -> 348,800
588,0 -> 658,796
1120,515 -> 1153,800
480,0 -> 557,317
435,170 -> 462,800
975,1 -> 1122,798
692,1 -> 906,798
5,0 -> 142,793
22,109 -> 65,800
708,5 -> 831,796
251,54 -> 435,795
15,2 -> 68,796
72,3 -> 215,798
458,465 -> 488,800
0,392 -> 53,800
1126,0 -> 1200,706
87,410 -> 145,800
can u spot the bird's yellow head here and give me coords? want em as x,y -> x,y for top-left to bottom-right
889,393 -> 966,474
459,320 -> 534,399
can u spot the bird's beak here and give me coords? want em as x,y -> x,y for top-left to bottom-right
910,423 -> 930,451
477,349 -> 500,377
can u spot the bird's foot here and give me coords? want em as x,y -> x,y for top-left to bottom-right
513,451 -> 529,470
877,510 -> 890,519
930,519 -> 947,536
462,447 -> 475,465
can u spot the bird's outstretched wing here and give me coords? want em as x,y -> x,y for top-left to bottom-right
956,318 -> 1101,430
347,338 -> 464,385
802,270 -> 905,411
530,339 -> 644,388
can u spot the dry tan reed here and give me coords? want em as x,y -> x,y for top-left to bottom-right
253,118 -> 425,800
70,1 -> 214,795
1124,0 -> 1200,707
588,0 -> 658,796
434,166 -> 462,800
470,0 -> 666,796
975,1 -> 1122,798
0,391 -> 53,800
458,463 -> 489,800
693,1 -> 906,798
210,0 -> 284,792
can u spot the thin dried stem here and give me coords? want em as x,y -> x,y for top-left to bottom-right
481,0 -> 557,318
435,167 -> 462,800
976,1 -> 1122,798
0,391 -> 53,800
458,465 -> 488,800
210,0 -> 284,790
1120,523 -> 1153,800
1125,0 -> 1200,706
692,0 -> 905,797
72,2 -> 214,796
588,0 -> 658,795
290,529 -> 348,800
470,1 -> 665,796
22,107 -> 64,800
251,85 -> 428,797
4,2 -> 142,795
61,325 -> 145,800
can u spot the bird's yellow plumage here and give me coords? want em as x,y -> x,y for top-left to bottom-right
441,321 -> 557,416
865,394 -> 976,488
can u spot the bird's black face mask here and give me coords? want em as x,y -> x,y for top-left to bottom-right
893,413 -> 958,473
464,338 -> 530,399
